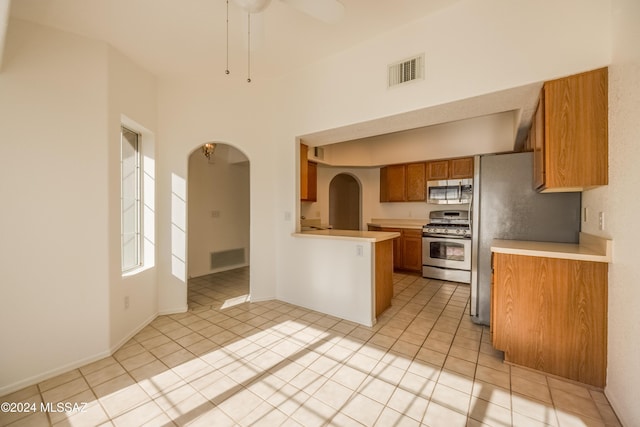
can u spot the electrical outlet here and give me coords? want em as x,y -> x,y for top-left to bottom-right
598,212 -> 605,230
124,296 -> 130,310
284,211 -> 292,221
356,245 -> 363,257
583,207 -> 588,222
211,210 -> 220,218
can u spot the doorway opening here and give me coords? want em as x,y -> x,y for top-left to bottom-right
187,143 -> 250,310
329,173 -> 361,230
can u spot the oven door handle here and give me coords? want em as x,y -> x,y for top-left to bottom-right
423,234 -> 469,240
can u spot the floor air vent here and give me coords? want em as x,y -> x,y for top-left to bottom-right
388,54 -> 424,87
210,248 -> 245,269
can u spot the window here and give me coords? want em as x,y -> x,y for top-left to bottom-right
121,126 -> 142,272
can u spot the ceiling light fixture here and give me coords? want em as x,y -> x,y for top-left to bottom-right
202,143 -> 217,160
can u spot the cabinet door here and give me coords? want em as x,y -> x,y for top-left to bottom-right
385,165 -> 406,202
300,143 -> 309,200
543,67 -> 608,190
401,229 -> 423,272
493,253 -> 608,387
382,228 -> 403,270
379,167 -> 388,202
426,160 -> 449,181
306,162 -> 317,202
406,162 -> 426,201
532,92 -> 546,190
449,157 -> 474,179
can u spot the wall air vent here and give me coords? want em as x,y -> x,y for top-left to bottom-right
388,54 -> 425,88
210,248 -> 245,270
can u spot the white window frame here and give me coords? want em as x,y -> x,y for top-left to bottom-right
121,125 -> 143,272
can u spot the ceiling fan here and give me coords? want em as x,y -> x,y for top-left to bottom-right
226,0 -> 345,81
232,0 -> 345,24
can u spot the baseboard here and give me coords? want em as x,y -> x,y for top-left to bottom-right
0,349 -> 111,397
189,263 -> 249,279
109,312 -> 159,354
0,313 -> 159,398
158,305 -> 188,315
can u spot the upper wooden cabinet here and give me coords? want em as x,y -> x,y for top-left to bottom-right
426,157 -> 474,181
532,67 -> 608,192
300,143 -> 317,202
426,160 -> 449,181
380,162 -> 426,202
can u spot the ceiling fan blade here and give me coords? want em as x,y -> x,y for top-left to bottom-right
280,0 -> 344,24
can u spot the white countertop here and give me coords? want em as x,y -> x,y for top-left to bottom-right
294,229 -> 401,242
367,218 -> 427,230
491,233 -> 612,263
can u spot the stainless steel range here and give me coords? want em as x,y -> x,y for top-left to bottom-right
422,210 -> 471,283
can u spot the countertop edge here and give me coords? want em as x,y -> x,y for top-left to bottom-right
491,233 -> 612,263
367,219 -> 426,230
292,230 -> 401,243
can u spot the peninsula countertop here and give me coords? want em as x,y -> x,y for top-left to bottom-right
367,218 -> 426,230
491,232 -> 612,263
293,229 -> 401,242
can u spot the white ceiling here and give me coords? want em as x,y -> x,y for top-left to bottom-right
8,0 -> 464,79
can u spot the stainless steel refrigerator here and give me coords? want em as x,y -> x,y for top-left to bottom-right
470,152 -> 581,325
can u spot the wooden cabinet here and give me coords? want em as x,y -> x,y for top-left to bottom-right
532,67 -> 608,192
426,157 -> 474,181
406,163 -> 426,201
380,164 -> 406,202
375,239 -> 394,316
426,160 -> 449,181
380,162 -> 425,202
381,158 -> 473,202
368,226 -> 422,272
300,143 -> 317,202
492,252 -> 608,387
400,229 -> 423,271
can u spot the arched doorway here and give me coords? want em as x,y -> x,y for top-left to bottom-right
186,142 -> 250,309
329,173 -> 361,230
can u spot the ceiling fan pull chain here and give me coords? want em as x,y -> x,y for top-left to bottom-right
247,13 -> 252,82
225,0 -> 230,75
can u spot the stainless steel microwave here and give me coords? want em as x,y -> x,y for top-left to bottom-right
427,179 -> 473,204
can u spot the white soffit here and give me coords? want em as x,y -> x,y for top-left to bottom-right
300,82 -> 543,148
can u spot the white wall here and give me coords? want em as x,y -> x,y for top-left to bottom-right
0,19 -> 110,393
156,77 -> 278,306
319,112 -> 517,167
187,145 -> 250,278
107,46 -> 158,351
582,0 -> 640,424
0,19 -> 159,394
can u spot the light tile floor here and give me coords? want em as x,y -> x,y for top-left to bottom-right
1,268 -> 622,426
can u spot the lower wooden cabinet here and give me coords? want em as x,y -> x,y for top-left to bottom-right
368,226 -> 422,273
492,252 -> 608,387
374,239 -> 394,316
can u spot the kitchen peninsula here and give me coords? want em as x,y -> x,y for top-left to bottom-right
291,229 -> 400,327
